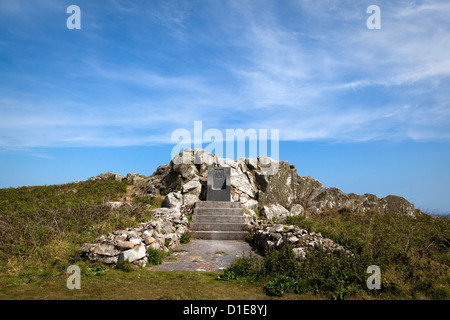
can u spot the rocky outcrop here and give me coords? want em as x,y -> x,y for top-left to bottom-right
83,151 -> 421,266
94,148 -> 420,218
138,149 -> 420,218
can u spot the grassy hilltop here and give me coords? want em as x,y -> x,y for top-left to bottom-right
0,177 -> 448,300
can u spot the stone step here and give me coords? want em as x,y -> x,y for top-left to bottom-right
190,201 -> 248,240
194,208 -> 244,216
190,223 -> 248,232
192,215 -> 246,223
194,201 -> 242,209
191,231 -> 248,240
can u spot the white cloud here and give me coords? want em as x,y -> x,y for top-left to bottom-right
0,0 -> 449,147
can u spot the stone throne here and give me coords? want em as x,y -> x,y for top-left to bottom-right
206,167 -> 231,201
190,167 -> 248,240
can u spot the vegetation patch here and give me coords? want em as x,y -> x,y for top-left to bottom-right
219,210 -> 449,300
132,195 -> 164,209
115,260 -> 135,272
147,248 -> 166,266
1,177 -> 448,300
214,251 -> 228,256
0,177 -> 158,286
180,232 -> 192,244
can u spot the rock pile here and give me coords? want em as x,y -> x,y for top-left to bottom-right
92,149 -> 421,218
251,222 -> 352,259
80,207 -> 189,266
81,148 -> 421,266
140,149 -> 420,218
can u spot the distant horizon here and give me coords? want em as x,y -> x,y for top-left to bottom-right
1,1 -> 449,216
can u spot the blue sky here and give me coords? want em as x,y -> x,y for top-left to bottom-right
0,0 -> 449,214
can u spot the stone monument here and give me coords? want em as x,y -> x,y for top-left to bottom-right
206,167 -> 231,201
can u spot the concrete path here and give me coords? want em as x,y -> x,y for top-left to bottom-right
149,240 -> 261,272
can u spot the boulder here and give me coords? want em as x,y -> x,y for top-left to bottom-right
218,157 -> 239,169
378,195 -> 416,216
129,238 -> 142,245
289,204 -> 304,217
127,173 -> 144,185
242,199 -> 259,211
144,236 -> 156,245
247,157 -> 258,171
142,230 -> 155,244
177,165 -> 199,180
194,149 -> 218,175
92,244 -> 120,256
231,172 -> 257,198
257,156 -> 279,176
295,176 -> 323,203
307,187 -> 348,213
183,194 -> 200,206
256,161 -> 298,209
260,203 -> 290,221
161,170 -> 183,195
80,243 -> 95,253
115,234 -> 128,241
116,240 -> 134,250
97,172 -> 116,180
147,241 -> 161,251
182,179 -> 202,196
161,191 -> 183,210
172,150 -> 199,180
145,182 -> 159,196
114,174 -> 126,182
151,207 -> 182,220
123,230 -> 139,239
118,244 -> 146,263
91,255 -> 118,264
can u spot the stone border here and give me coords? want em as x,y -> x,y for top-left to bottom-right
80,207 -> 189,267
250,222 -> 352,259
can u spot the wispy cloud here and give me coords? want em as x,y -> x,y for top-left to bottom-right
0,0 -> 449,147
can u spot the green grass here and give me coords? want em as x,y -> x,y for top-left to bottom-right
132,195 -> 165,209
218,211 -> 450,300
115,260 -> 135,272
0,268 -> 299,300
1,179 -> 448,300
0,177 -> 157,286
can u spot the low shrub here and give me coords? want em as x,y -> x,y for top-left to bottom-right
432,287 -> 450,300
216,269 -> 237,281
115,260 -> 134,272
147,248 -> 164,266
245,229 -> 255,243
180,232 -> 191,244
132,195 -> 164,209
261,244 -> 299,277
265,275 -> 298,297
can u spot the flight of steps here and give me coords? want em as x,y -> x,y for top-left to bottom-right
190,201 -> 248,240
